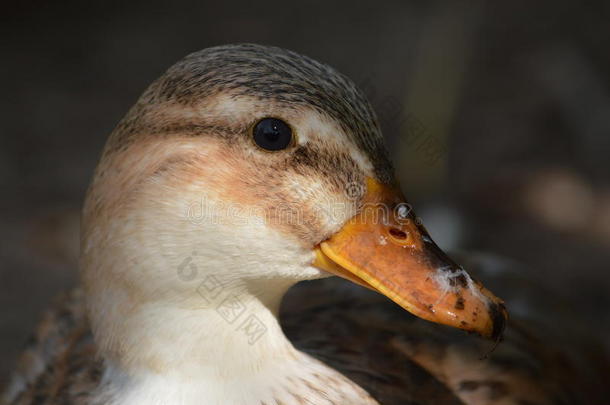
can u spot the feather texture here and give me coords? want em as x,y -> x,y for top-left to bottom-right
5,268 -> 607,404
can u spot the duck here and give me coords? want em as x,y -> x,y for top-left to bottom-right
2,43 -> 604,405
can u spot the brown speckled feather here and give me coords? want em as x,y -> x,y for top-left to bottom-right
2,289 -> 101,405
281,275 -> 609,405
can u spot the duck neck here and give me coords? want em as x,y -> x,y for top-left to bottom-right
92,278 -> 374,405
97,277 -> 297,376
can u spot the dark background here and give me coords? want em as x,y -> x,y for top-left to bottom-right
1,0 -> 609,389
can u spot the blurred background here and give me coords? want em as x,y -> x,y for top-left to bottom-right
1,0 -> 609,390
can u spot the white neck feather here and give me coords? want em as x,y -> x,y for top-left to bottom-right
91,283 -> 376,405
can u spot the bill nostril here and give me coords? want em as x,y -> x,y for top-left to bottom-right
388,227 -> 408,240
387,227 -> 418,248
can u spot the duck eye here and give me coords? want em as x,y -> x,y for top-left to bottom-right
252,118 -> 293,151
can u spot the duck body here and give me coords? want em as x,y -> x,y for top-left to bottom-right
4,44 -> 601,405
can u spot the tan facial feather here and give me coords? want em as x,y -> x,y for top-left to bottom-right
89,134 -> 358,250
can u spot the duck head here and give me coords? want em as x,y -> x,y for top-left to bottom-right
81,44 -> 506,401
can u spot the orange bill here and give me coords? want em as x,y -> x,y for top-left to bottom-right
313,178 -> 507,340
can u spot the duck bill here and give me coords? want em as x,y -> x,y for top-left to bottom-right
313,179 -> 507,340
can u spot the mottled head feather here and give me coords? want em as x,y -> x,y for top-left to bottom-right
108,43 -> 393,182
